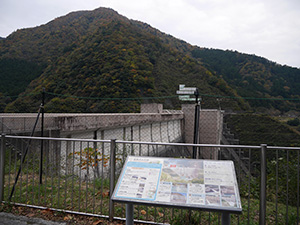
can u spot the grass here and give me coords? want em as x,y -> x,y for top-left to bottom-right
4,173 -> 111,215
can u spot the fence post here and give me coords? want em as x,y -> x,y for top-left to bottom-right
109,139 -> 116,222
260,144 -> 267,225
0,134 -> 5,202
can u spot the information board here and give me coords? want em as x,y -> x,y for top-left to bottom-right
112,156 -> 242,214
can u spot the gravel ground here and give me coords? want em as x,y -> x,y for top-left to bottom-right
0,204 -> 127,225
0,212 -> 67,225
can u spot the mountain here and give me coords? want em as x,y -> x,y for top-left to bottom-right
0,7 -> 299,113
191,48 -> 300,112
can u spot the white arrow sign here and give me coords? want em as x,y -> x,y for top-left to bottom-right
176,90 -> 196,95
176,84 -> 197,95
179,95 -> 196,101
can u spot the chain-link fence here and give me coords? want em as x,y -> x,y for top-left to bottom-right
1,135 -> 299,224
2,90 -> 253,113
2,90 -> 299,148
1,96 -> 225,160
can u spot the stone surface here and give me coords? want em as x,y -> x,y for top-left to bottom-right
0,212 -> 66,225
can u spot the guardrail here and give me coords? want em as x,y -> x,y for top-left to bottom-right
0,134 -> 299,224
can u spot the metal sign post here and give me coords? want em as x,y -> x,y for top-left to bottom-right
176,84 -> 201,159
126,203 -> 134,225
193,89 -> 200,159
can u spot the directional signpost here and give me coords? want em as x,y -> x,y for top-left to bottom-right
176,84 -> 201,159
176,84 -> 197,101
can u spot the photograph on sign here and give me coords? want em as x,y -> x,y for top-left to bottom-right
113,158 -> 163,201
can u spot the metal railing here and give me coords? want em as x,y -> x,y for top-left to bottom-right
0,134 -> 299,224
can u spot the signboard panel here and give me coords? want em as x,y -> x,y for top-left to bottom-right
178,95 -> 196,101
112,156 -> 242,214
176,84 -> 198,101
176,90 -> 196,95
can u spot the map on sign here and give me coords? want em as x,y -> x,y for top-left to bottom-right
112,156 -> 242,213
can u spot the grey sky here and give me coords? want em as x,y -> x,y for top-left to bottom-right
0,0 -> 299,68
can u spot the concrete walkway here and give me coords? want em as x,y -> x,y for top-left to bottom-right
0,212 -> 66,225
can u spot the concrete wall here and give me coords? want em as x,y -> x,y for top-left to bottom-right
1,103 -> 223,165
0,112 -> 183,136
1,109 -> 184,180
181,104 -> 223,159
141,103 -> 163,113
63,119 -> 183,143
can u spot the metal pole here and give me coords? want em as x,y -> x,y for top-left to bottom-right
39,88 -> 45,184
221,212 -> 230,225
93,130 -> 100,178
126,203 -> 134,225
109,139 -> 116,222
9,107 -> 42,201
193,89 -> 200,159
260,144 -> 267,225
0,134 -> 6,202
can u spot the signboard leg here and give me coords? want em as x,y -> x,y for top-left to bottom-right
126,203 -> 134,225
221,212 -> 230,225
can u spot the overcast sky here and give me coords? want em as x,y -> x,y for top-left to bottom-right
0,0 -> 299,68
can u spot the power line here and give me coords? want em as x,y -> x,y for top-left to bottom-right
45,92 -> 176,100
199,93 -> 300,101
1,91 -> 300,102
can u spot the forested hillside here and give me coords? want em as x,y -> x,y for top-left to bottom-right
191,49 -> 300,112
225,114 -> 300,146
0,7 -> 299,113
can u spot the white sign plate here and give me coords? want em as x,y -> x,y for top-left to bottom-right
176,84 -> 197,95
176,90 -> 196,95
179,95 -> 196,101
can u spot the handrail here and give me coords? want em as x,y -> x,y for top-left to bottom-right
2,134 -> 300,150
3,134 -> 300,150
1,134 -> 300,224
